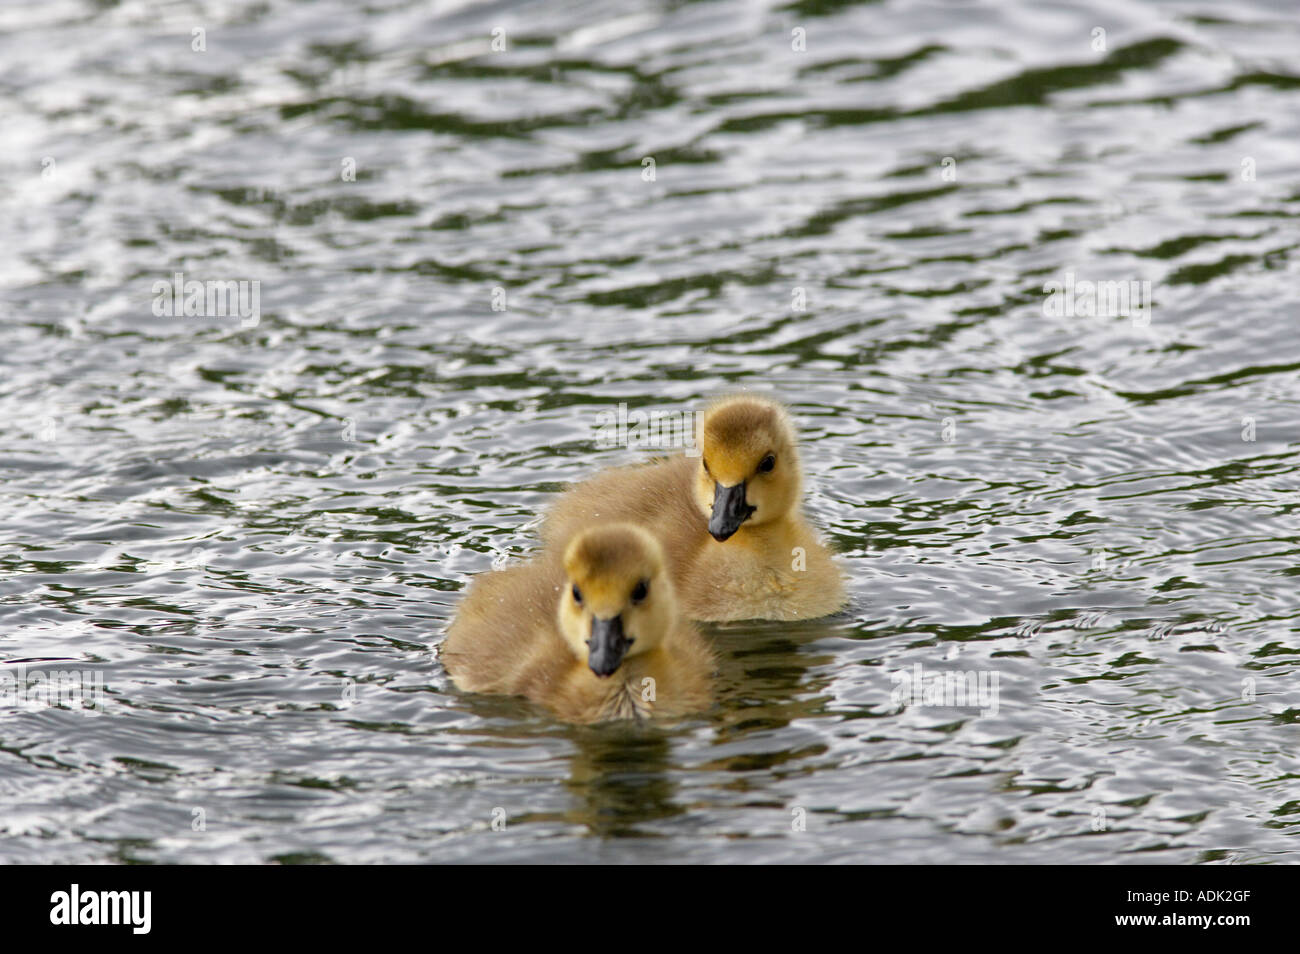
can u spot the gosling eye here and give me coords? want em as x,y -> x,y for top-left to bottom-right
757,454 -> 776,474
571,584 -> 583,605
630,579 -> 648,604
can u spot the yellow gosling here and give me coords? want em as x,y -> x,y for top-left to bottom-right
441,523 -> 713,724
542,394 -> 846,621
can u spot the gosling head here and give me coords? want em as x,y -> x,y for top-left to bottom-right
559,524 -> 676,678
694,395 -> 801,542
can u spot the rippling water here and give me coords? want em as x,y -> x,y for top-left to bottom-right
2,0 -> 1298,864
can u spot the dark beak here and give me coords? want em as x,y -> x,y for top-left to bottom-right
708,481 -> 754,541
587,614 -> 631,678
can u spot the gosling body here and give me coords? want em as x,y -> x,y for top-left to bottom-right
442,525 -> 713,724
543,395 -> 846,622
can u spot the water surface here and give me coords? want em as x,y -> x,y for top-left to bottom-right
1,0 -> 1298,863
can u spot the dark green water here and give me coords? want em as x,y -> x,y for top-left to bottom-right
1,0 -> 1298,863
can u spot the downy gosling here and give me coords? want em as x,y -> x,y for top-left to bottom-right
441,523 -> 714,724
542,394 -> 846,622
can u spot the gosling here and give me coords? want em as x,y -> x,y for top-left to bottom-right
542,394 -> 846,622
441,523 -> 714,724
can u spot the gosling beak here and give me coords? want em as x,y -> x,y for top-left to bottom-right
587,614 -> 631,678
708,481 -> 754,542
